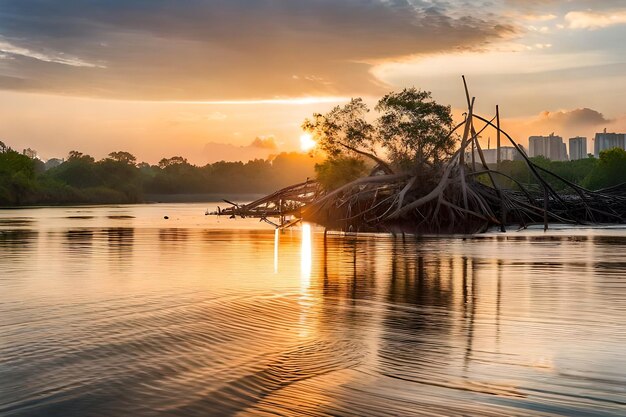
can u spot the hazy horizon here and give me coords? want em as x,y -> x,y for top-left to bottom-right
0,1 -> 625,163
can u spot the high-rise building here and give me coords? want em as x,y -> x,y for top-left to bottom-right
594,130 -> 626,157
500,145 -> 526,161
528,134 -> 568,161
569,137 -> 587,160
467,145 -> 526,165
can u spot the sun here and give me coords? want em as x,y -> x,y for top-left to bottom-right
299,133 -> 316,152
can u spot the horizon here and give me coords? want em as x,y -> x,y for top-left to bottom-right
0,1 -> 625,163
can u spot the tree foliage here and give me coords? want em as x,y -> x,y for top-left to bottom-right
107,151 -> 137,165
375,89 -> 456,167
303,88 -> 457,181
0,144 -> 320,206
315,157 -> 369,191
0,148 -> 37,205
302,98 -> 375,159
583,148 -> 626,190
485,153 -> 626,193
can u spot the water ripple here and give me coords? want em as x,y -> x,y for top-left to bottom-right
0,205 -> 625,416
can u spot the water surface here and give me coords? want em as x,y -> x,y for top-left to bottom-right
1,204 -> 625,416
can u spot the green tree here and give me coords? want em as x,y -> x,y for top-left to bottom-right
302,98 -> 376,159
376,88 -> 456,168
303,89 -> 457,186
107,151 -> 137,165
301,99 -> 393,174
47,151 -> 100,188
315,157 -> 368,191
67,150 -> 95,163
158,156 -> 188,169
98,152 -> 141,202
584,148 -> 626,190
0,148 -> 37,205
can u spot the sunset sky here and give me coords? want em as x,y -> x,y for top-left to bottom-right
0,0 -> 624,163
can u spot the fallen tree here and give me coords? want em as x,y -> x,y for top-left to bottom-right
218,79 -> 626,234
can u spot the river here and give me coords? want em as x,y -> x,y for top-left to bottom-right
1,203 -> 625,416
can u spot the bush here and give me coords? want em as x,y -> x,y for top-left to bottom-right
315,157 -> 369,191
583,148 -> 626,190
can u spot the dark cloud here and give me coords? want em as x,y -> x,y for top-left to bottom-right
0,0 -> 514,99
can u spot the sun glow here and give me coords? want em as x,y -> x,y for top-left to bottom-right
300,133 -> 316,152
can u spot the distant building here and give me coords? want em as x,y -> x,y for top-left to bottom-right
467,145 -> 526,165
569,137 -> 587,161
44,158 -> 64,170
529,134 -> 568,161
482,149 -> 497,164
594,129 -> 626,157
501,145 -> 527,161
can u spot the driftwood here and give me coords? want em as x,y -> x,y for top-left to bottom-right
212,180 -> 322,227
218,79 -> 626,234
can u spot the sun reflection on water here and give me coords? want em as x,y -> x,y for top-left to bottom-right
274,228 -> 279,274
300,223 -> 312,290
299,223 -> 313,338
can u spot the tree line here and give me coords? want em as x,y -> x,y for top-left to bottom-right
0,142 -> 318,206
492,150 -> 626,192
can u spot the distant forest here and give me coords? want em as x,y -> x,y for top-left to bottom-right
0,140 -> 625,206
0,142 -> 318,206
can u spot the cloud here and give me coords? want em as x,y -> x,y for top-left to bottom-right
202,135 -> 280,162
0,0 -> 515,100
250,136 -> 277,150
565,10 -> 626,30
523,14 -> 557,21
536,108 -> 612,127
0,38 -> 102,67
500,108 -> 616,145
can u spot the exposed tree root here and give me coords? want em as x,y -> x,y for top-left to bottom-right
218,80 -> 626,234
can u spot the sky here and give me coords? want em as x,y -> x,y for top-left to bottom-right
0,0 -> 624,163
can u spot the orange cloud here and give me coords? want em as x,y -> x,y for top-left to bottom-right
499,108 -> 625,146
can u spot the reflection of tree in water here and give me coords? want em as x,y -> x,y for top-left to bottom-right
201,229 -> 272,254
387,238 -> 455,308
309,233 -> 510,396
593,234 -> 626,274
106,227 -> 134,245
313,234 -> 385,346
378,238 -> 478,385
319,234 -> 378,301
0,229 -> 38,252
593,235 -> 626,247
0,229 -> 39,245
0,217 -> 34,227
105,227 -> 134,258
159,228 -> 189,243
65,229 -> 93,254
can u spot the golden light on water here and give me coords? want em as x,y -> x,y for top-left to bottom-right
300,223 -> 312,288
300,133 -> 316,152
274,228 -> 279,274
299,223 -> 313,338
